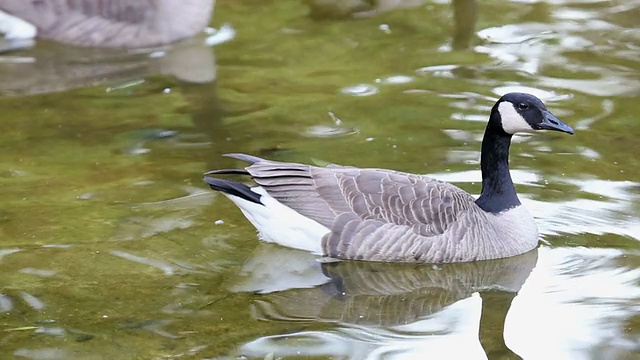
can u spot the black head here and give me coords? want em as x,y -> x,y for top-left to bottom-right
492,93 -> 574,135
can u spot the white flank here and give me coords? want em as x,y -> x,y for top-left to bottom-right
498,102 -> 534,135
223,187 -> 330,254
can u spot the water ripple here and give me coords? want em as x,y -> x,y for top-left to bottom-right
109,250 -> 176,276
506,247 -> 640,358
341,84 -> 379,96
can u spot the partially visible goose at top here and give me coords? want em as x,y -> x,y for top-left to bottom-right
203,93 -> 574,263
0,0 -> 215,48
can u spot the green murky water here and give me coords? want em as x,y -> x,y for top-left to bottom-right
1,0 -> 639,359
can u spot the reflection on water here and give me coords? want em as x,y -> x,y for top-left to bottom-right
232,244 -> 640,359
234,246 -> 537,359
0,0 -> 639,359
0,25 -> 234,96
507,247 -> 640,359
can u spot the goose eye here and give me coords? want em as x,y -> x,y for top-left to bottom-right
518,103 -> 529,110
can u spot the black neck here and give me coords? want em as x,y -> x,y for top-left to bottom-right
475,112 -> 520,213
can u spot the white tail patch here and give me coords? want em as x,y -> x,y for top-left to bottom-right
0,10 -> 36,40
222,187 -> 329,254
498,102 -> 534,135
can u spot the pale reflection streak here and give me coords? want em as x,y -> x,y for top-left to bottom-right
0,293 -> 13,312
0,248 -> 20,259
574,99 -> 614,130
340,75 -> 416,100
109,250 -> 214,277
20,292 -> 45,311
19,268 -> 57,277
13,348 -> 68,359
529,178 -> 640,241
114,189 -> 215,241
109,250 -> 176,276
506,247 -> 640,359
475,8 -> 639,96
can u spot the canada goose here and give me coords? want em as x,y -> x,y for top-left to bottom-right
203,93 -> 574,263
0,0 -> 215,48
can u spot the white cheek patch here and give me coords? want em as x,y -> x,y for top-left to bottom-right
498,102 -> 534,134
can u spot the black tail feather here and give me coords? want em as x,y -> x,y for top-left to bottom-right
203,177 -> 262,205
203,153 -> 267,204
203,168 -> 250,176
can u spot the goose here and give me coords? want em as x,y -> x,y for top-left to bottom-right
0,0 -> 215,48
203,93 -> 574,263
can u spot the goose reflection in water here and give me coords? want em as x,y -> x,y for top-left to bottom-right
230,245 -> 538,359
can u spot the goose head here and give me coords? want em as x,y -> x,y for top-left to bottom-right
492,93 -> 574,135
